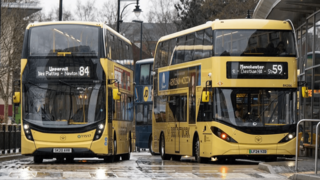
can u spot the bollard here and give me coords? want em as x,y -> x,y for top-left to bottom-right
8,125 -> 13,154
16,124 -> 21,153
0,124 -> 4,154
10,125 -> 16,153
4,125 -> 9,154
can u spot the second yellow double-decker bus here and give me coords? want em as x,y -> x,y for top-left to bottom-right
152,19 -> 298,162
14,21 -> 134,163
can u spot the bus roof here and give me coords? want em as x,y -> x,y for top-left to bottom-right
26,21 -> 132,45
26,21 -> 104,29
136,58 -> 154,64
158,19 -> 293,42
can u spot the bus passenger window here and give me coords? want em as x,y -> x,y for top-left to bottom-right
136,104 -> 143,125
203,28 -> 213,58
184,33 -> 195,62
193,30 -> 204,60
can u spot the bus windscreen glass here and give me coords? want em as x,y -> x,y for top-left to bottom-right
214,88 -> 296,127
22,58 -> 105,128
214,30 -> 296,57
29,25 -> 99,57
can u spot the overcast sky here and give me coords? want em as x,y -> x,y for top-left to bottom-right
39,0 -> 152,21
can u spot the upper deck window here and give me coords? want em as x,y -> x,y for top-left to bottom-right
214,30 -> 296,57
29,25 -> 99,57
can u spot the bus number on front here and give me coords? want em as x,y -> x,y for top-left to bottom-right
79,66 -> 90,77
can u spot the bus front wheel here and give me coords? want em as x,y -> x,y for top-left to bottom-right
33,156 -> 43,164
149,135 -> 155,155
194,136 -> 209,163
160,134 -> 171,160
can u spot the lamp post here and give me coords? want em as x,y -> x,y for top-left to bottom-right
117,0 -> 141,32
118,3 -> 136,24
132,20 -> 143,60
59,0 -> 62,21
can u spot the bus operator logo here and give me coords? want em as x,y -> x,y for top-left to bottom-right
143,86 -> 149,102
78,134 -> 91,138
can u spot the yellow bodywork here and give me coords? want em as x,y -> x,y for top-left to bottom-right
152,19 -> 297,158
21,58 -> 133,156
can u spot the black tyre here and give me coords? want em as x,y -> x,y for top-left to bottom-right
122,139 -> 131,161
194,136 -> 209,163
171,155 -> 181,161
33,156 -> 43,164
104,156 -> 114,163
160,133 -> 171,160
149,135 -> 155,155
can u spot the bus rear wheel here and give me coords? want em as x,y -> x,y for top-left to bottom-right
122,139 -> 131,161
160,134 -> 171,160
194,136 -> 209,163
33,156 -> 43,164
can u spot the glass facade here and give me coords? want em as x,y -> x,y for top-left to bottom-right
296,11 -> 320,145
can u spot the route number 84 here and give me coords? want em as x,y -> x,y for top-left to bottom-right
79,66 -> 89,76
272,65 -> 282,74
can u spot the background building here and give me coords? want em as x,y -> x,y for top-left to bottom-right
254,0 -> 320,156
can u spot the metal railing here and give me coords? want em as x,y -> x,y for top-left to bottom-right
0,124 -> 21,155
295,119 -> 320,173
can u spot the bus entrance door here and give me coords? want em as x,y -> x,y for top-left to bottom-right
175,122 -> 180,153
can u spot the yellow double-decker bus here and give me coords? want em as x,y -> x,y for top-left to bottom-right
13,21 -> 134,163
152,19 -> 298,162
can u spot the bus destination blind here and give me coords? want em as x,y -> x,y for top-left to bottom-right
36,66 -> 91,78
227,62 -> 288,79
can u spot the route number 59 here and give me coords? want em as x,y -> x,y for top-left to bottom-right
272,65 -> 282,74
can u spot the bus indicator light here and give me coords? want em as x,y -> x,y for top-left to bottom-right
221,133 -> 227,140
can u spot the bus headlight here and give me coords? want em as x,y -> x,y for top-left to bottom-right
279,132 -> 296,143
93,123 -> 105,141
211,127 -> 237,143
23,123 -> 33,141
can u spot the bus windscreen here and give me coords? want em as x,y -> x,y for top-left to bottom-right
29,25 -> 99,57
214,30 -> 296,57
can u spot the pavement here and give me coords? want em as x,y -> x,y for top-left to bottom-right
259,157 -> 320,179
0,152 -> 286,179
1,152 -> 320,179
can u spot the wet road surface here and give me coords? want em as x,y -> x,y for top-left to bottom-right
0,152 -> 287,179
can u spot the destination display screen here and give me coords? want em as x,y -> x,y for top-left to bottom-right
36,66 -> 91,78
227,62 -> 288,79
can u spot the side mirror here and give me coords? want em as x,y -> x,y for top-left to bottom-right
151,71 -> 156,76
113,89 -> 121,100
302,86 -> 309,98
13,92 -> 21,104
202,91 -> 210,102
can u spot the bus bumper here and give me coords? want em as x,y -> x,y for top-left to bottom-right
210,137 -> 296,158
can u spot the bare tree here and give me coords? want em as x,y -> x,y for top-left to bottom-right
74,0 -> 97,21
0,3 -> 34,123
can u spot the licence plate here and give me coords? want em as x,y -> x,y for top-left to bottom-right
249,149 -> 267,154
53,148 -> 72,153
